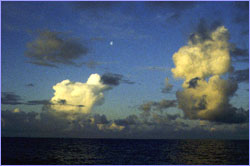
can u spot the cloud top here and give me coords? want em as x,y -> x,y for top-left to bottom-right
172,26 -> 231,82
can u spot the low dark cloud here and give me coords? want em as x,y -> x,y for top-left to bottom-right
230,46 -> 249,62
2,94 -> 84,108
26,100 -> 51,105
101,73 -> 135,86
1,107 -> 248,139
101,73 -> 123,86
114,115 -> 138,126
93,114 -> 110,124
231,68 -> 249,83
25,83 -> 34,87
139,99 -> 176,114
1,92 -> 23,105
231,47 -> 249,57
25,30 -> 88,67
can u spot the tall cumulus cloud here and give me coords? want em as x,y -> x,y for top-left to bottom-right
171,24 -> 248,123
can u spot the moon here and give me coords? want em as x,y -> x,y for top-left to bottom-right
110,41 -> 113,46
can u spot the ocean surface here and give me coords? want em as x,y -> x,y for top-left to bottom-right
1,137 -> 249,165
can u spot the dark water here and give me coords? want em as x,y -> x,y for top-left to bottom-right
1,137 -> 249,165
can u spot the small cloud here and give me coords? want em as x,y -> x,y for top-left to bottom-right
90,37 -> 105,41
139,99 -> 176,115
139,66 -> 169,72
26,100 -> 51,105
101,73 -> 123,86
101,73 -> 135,86
25,83 -> 34,87
1,92 -> 23,105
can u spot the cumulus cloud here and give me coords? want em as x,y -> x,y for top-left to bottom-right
49,74 -> 110,120
161,77 -> 173,93
171,23 -> 248,123
25,30 -> 88,67
172,25 -> 231,82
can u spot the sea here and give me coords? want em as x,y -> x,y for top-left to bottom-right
1,137 -> 249,165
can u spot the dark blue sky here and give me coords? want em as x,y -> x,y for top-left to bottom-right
1,1 -> 249,139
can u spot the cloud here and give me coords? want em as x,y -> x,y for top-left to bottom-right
146,1 -> 196,12
138,66 -> 169,72
25,83 -> 34,87
101,73 -> 123,86
161,77 -> 173,93
231,68 -> 249,83
1,107 -> 248,139
172,25 -> 231,82
101,73 -> 135,86
25,30 -> 88,67
188,19 -> 223,44
74,1 -> 119,11
232,2 -> 249,36
114,115 -> 138,126
93,114 -> 110,124
26,100 -> 51,105
1,108 -> 40,136
233,1 -> 249,24
176,75 -> 248,123
145,1 -> 197,21
139,99 -> 176,117
1,92 -> 23,105
171,23 -> 248,124
230,46 -> 249,62
49,74 -> 110,120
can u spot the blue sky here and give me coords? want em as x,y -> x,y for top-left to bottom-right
1,1 -> 249,139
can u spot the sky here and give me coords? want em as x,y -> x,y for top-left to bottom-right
1,1 -> 249,139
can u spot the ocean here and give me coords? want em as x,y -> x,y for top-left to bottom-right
1,137 -> 249,165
